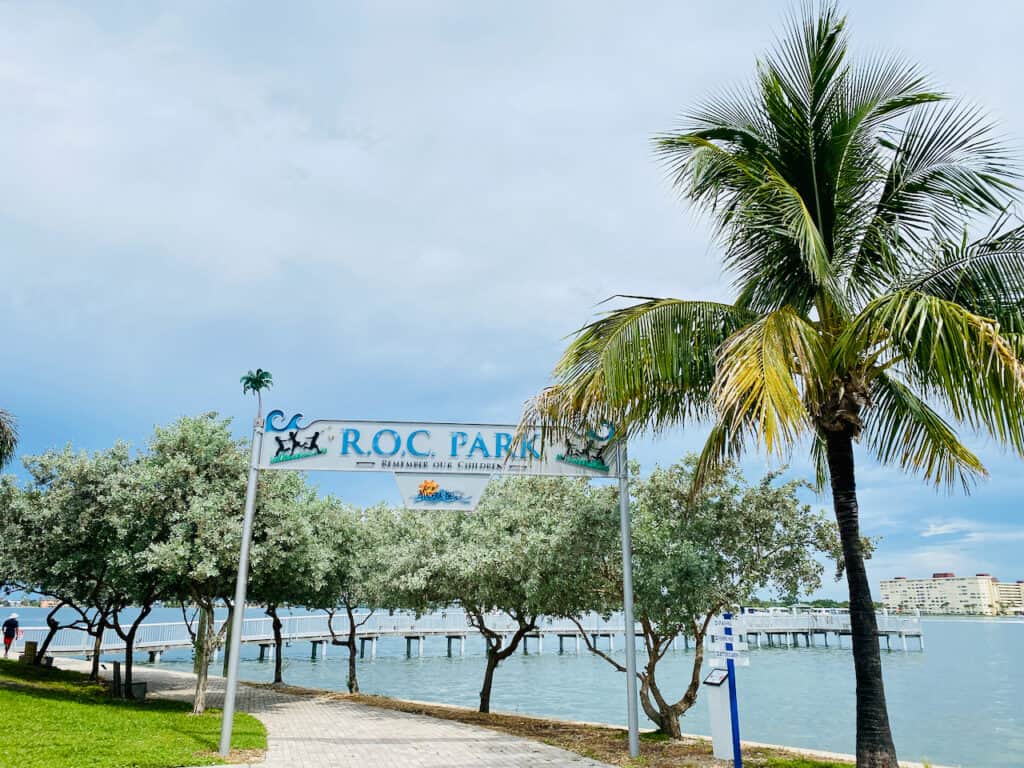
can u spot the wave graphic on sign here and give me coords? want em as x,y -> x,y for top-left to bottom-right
415,479 -> 472,505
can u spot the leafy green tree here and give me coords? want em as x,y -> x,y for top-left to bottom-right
137,413 -> 305,713
2,446 -> 132,676
0,409 -> 17,469
576,458 -> 840,737
377,478 -> 618,713
309,501 -> 385,694
247,477 -> 332,685
526,5 -> 1023,764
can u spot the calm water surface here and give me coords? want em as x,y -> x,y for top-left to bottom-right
12,609 -> 1021,768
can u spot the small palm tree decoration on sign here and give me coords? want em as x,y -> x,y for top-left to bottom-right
240,369 -> 273,419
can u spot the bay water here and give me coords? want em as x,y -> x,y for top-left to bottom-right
9,607 -> 1020,768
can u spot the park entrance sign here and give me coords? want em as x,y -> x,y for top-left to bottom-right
259,411 -> 619,510
220,409 -> 641,759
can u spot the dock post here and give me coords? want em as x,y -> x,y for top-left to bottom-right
405,637 -> 412,658
538,635 -> 543,654
918,634 -> 924,651
901,633 -> 907,652
447,637 -> 453,657
418,637 -> 424,657
575,635 -> 581,653
460,636 -> 465,656
559,636 -> 564,654
311,641 -> 319,660
609,633 -> 615,651
148,650 -> 162,663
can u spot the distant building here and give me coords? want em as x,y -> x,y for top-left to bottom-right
38,599 -> 60,609
880,573 -> 1024,615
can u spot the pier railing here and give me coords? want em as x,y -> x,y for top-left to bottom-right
12,608 -> 921,656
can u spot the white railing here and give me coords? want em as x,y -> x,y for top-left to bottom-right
12,608 -> 921,656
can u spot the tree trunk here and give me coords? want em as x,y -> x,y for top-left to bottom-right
193,605 -> 208,676
222,605 -> 233,677
192,605 -> 215,715
345,604 -> 359,694
479,649 -> 500,713
825,430 -> 899,768
268,605 -> 284,685
89,614 -> 107,680
34,602 -> 66,664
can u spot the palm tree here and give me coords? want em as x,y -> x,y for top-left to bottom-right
525,5 -> 1024,766
240,369 -> 273,419
0,409 -> 17,468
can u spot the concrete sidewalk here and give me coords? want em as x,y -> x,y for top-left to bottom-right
59,659 -> 611,768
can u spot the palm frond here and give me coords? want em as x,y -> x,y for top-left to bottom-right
902,215 -> 1024,332
856,102 -> 1018,273
864,372 -> 986,491
711,306 -> 827,456
522,299 -> 753,438
836,290 -> 1024,452
0,409 -> 17,469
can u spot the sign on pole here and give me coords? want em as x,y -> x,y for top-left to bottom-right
221,408 -> 641,760
259,412 -> 619,510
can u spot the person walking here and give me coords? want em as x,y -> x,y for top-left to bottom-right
2,613 -> 19,658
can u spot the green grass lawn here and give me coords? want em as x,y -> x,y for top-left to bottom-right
0,660 -> 266,768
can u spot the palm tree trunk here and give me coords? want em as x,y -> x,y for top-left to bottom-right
825,430 -> 899,768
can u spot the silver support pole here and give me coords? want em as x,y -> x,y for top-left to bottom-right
219,417 -> 264,756
618,442 -> 640,758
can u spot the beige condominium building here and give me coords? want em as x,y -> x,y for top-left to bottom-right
880,573 -> 1024,615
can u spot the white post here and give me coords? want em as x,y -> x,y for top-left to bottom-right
219,417 -> 264,757
618,442 -> 640,758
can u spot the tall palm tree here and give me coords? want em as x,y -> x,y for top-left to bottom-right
240,369 -> 273,419
525,5 -> 1024,766
0,409 -> 17,468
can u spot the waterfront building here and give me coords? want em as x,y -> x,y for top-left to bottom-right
881,573 -> 1024,615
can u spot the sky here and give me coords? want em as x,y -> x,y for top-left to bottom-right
2,1 -> 1023,599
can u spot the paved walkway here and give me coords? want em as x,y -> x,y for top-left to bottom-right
59,659 -> 611,768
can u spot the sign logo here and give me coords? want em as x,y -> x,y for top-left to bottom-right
266,411 -> 328,465
414,479 -> 472,505
556,425 -> 614,473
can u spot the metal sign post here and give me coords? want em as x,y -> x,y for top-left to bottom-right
218,412 -> 641,758
219,417 -> 265,756
723,612 -> 743,768
617,443 -> 640,758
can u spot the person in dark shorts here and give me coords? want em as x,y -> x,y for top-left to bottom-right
2,613 -> 18,657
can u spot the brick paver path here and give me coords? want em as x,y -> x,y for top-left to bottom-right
59,659 -> 611,768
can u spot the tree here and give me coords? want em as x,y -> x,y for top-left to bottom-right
377,477 -> 618,713
104,457 -> 174,698
138,413 -> 307,713
2,446 -> 133,676
524,5 -> 1024,765
575,458 -> 840,737
247,477 -> 330,686
309,501 -> 383,694
0,409 -> 17,469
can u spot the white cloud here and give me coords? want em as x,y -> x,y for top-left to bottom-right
920,519 -> 976,537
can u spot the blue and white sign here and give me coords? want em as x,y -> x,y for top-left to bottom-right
258,413 -> 620,510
